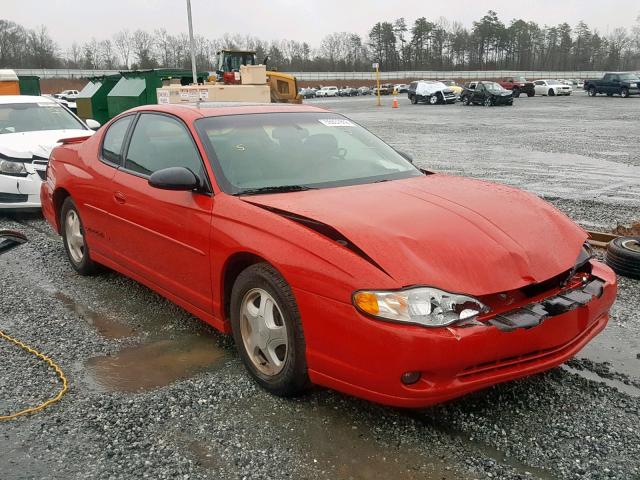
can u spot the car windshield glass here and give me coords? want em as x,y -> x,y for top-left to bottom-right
619,73 -> 640,81
547,80 -> 562,85
514,76 -> 526,82
0,102 -> 85,134
485,82 -> 504,91
195,112 -> 422,194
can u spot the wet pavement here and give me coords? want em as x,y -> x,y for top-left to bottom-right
1,93 -> 639,479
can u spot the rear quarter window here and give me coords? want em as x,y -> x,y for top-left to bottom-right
102,115 -> 134,165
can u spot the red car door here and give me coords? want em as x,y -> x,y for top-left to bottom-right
108,112 -> 214,315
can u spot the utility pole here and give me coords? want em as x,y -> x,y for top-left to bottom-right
186,0 -> 197,85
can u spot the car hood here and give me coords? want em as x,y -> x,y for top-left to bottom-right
245,175 -> 587,296
0,129 -> 92,159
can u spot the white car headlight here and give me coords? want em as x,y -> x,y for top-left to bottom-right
353,287 -> 489,327
0,159 -> 28,177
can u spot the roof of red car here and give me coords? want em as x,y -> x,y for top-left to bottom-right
126,103 -> 328,121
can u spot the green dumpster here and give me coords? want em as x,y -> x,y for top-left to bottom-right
76,75 -> 121,125
107,69 -> 207,119
18,75 -> 41,96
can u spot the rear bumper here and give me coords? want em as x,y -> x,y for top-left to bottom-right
299,261 -> 616,408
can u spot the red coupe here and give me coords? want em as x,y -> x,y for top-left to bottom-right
41,104 -> 616,407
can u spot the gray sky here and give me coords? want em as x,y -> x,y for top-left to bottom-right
3,0 -> 640,49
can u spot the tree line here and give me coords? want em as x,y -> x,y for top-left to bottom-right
2,12 -> 640,72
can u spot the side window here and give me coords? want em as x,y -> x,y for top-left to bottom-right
124,113 -> 203,177
603,74 -> 612,81
102,115 -> 133,165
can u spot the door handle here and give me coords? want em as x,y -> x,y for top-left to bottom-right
114,191 -> 126,204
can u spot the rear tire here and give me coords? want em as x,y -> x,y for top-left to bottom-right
60,197 -> 99,275
483,97 -> 493,107
461,96 -> 470,106
588,87 -> 597,97
230,263 -> 311,397
410,95 -> 417,105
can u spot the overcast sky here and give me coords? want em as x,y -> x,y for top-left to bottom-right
3,0 -> 640,49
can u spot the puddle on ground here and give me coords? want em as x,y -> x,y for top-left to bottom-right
53,290 -> 135,339
561,365 -> 640,398
234,400 -> 464,480
86,335 -> 226,392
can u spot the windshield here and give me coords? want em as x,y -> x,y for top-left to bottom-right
620,73 -> 640,81
484,82 -> 505,92
547,80 -> 562,85
0,102 -> 85,134
195,112 -> 422,194
514,76 -> 526,82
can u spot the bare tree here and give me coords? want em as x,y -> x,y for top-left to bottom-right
113,29 -> 132,68
131,29 -> 156,68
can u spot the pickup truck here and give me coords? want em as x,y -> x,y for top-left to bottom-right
497,77 -> 535,97
584,72 -> 640,98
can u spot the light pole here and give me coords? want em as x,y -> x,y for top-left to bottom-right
186,0 -> 197,85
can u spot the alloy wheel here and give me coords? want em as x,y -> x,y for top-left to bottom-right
65,210 -> 85,264
240,288 -> 288,376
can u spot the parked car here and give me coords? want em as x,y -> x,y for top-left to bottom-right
584,72 -> 640,98
0,95 -> 99,210
394,84 -> 409,94
357,86 -> 371,96
41,103 -> 617,408
54,89 -> 79,101
315,86 -> 339,97
298,88 -> 316,99
339,87 -> 358,97
407,81 -> 457,105
497,76 -> 535,97
436,80 -> 463,96
533,79 -> 573,96
373,84 -> 392,95
460,81 -> 514,106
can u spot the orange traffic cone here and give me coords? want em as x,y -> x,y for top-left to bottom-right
392,97 -> 398,108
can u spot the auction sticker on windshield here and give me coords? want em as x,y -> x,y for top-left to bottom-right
318,119 -> 355,127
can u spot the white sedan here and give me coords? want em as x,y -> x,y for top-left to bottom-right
533,80 -> 573,96
0,96 -> 99,209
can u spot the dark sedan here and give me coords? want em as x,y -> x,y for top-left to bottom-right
461,82 -> 514,106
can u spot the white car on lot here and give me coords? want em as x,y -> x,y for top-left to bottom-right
54,89 -> 79,101
315,86 -> 339,97
0,96 -> 99,209
533,80 -> 573,96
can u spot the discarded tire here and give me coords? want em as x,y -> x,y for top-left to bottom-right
605,237 -> 640,279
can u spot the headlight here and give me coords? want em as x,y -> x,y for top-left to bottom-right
0,159 -> 28,177
353,287 -> 489,327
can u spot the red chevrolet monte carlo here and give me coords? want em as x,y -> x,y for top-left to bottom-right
41,104 -> 617,407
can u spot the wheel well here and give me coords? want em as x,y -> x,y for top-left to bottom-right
52,188 -> 70,232
222,252 -> 267,322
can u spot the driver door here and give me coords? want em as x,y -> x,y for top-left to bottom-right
472,84 -> 486,104
108,112 -> 214,315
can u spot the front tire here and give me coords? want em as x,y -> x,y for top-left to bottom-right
429,94 -> 439,105
60,197 -> 98,275
621,88 -> 630,98
548,88 -> 555,96
230,263 -> 310,397
461,96 -> 470,106
483,97 -> 493,107
512,88 -> 521,98
410,94 -> 417,105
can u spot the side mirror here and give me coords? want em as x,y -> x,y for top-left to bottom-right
85,119 -> 101,130
148,167 -> 200,191
396,150 -> 414,163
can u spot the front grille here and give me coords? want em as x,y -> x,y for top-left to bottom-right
0,192 -> 28,203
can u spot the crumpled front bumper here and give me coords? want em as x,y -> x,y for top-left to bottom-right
298,260 -> 617,408
0,168 -> 44,209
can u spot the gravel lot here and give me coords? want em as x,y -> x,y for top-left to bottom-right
1,91 -> 639,480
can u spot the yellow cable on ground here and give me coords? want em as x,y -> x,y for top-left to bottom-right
0,330 -> 68,420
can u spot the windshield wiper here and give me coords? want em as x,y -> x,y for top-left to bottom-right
234,185 -> 316,196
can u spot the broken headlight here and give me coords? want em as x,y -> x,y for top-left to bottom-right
0,159 -> 28,177
353,287 -> 489,327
